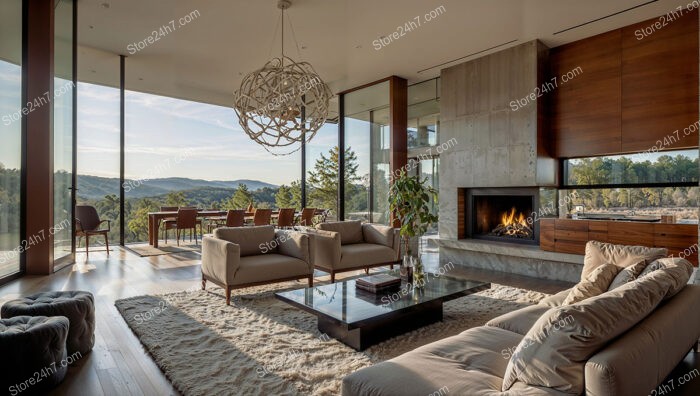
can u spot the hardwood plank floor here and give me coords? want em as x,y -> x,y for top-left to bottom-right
0,246 -> 697,395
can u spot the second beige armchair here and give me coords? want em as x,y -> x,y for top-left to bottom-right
311,220 -> 401,282
201,226 -> 313,304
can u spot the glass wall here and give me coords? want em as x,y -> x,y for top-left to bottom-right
343,81 -> 390,224
408,78 -> 440,149
77,81 -> 121,248
123,90 -> 301,244
305,122 -> 339,221
0,0 -> 22,279
53,0 -> 75,265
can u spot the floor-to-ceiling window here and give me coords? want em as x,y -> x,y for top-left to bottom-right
305,122 -> 339,221
53,0 -> 75,266
123,91 -> 301,244
77,80 -> 121,249
0,0 -> 22,280
342,81 -> 390,224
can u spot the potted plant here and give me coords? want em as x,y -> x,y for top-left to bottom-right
388,169 -> 438,285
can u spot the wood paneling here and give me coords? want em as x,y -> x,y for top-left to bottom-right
607,222 -> 655,246
621,9 -> 699,152
541,219 -> 698,266
540,219 -> 555,251
551,10 -> 699,158
551,30 -> 622,158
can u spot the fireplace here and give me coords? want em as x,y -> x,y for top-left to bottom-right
465,188 -> 540,245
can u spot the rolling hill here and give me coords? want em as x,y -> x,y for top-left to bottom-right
77,175 -> 277,199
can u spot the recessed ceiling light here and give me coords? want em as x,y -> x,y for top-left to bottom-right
301,45 -> 307,50
89,25 -> 94,29
138,77 -> 143,81
100,2 -> 110,9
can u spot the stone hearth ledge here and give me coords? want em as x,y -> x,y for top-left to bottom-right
436,238 -> 583,283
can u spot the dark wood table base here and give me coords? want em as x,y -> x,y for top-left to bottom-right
318,300 -> 443,351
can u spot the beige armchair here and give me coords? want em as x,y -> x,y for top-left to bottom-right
201,225 -> 313,305
312,221 -> 401,282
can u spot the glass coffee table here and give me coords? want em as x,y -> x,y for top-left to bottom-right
275,270 -> 490,350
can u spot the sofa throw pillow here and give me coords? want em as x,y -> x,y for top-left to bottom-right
501,269 -> 676,394
607,258 -> 648,290
562,263 -> 621,305
637,257 -> 694,300
581,241 -> 667,281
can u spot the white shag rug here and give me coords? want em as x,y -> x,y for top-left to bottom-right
115,281 -> 549,396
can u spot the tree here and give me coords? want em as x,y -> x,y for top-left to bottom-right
165,191 -> 188,207
221,184 -> 253,209
275,185 -> 294,208
127,198 -> 159,242
307,146 -> 361,213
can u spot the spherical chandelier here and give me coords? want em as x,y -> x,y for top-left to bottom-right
233,0 -> 332,156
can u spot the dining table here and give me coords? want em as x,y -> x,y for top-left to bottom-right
147,210 -> 285,248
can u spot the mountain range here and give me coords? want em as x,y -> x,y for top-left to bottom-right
76,175 -> 277,199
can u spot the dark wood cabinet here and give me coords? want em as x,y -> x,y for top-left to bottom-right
540,219 -> 698,265
551,9 -> 699,158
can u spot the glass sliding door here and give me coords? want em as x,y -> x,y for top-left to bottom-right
0,0 -> 23,281
53,0 -> 75,266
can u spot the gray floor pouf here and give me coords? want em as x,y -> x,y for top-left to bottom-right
1,291 -> 95,355
0,316 -> 70,394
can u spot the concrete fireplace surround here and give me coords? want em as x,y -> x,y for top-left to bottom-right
436,40 -> 582,282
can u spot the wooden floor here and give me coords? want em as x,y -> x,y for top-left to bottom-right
0,247 -> 697,396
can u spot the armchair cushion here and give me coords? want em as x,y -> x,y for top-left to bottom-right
318,220 -> 363,245
361,223 -> 394,248
233,254 -> 311,285
275,230 -> 311,265
339,243 -> 397,270
214,226 -> 276,257
202,236 -> 240,285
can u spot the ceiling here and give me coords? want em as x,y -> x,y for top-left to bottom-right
69,0 -> 695,108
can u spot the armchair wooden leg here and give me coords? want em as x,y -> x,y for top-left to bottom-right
364,268 -> 370,275
390,264 -> 394,270
308,276 -> 313,287
225,288 -> 231,305
330,272 -> 335,283
202,278 -> 206,290
86,235 -> 89,258
176,229 -> 180,247
105,234 -> 110,256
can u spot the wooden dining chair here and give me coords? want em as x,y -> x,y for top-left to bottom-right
252,209 -> 272,226
298,207 -> 316,226
246,202 -> 255,213
276,208 -> 296,229
75,205 -> 110,257
163,208 -> 200,246
159,206 -> 179,237
215,209 -> 245,228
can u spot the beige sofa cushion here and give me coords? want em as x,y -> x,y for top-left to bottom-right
361,223 -> 394,248
581,241 -> 667,280
486,304 -> 551,336
538,289 -> 571,307
607,258 -> 647,290
502,265 -> 688,394
318,221 -> 363,245
562,263 -> 620,305
343,326 -> 565,396
214,226 -> 275,257
232,254 -> 310,285
339,243 -> 397,270
639,257 -> 694,299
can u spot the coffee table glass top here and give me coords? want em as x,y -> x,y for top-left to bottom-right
275,271 -> 490,326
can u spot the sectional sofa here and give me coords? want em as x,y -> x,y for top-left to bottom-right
343,242 -> 700,395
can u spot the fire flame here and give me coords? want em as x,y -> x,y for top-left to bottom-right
500,207 -> 529,235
